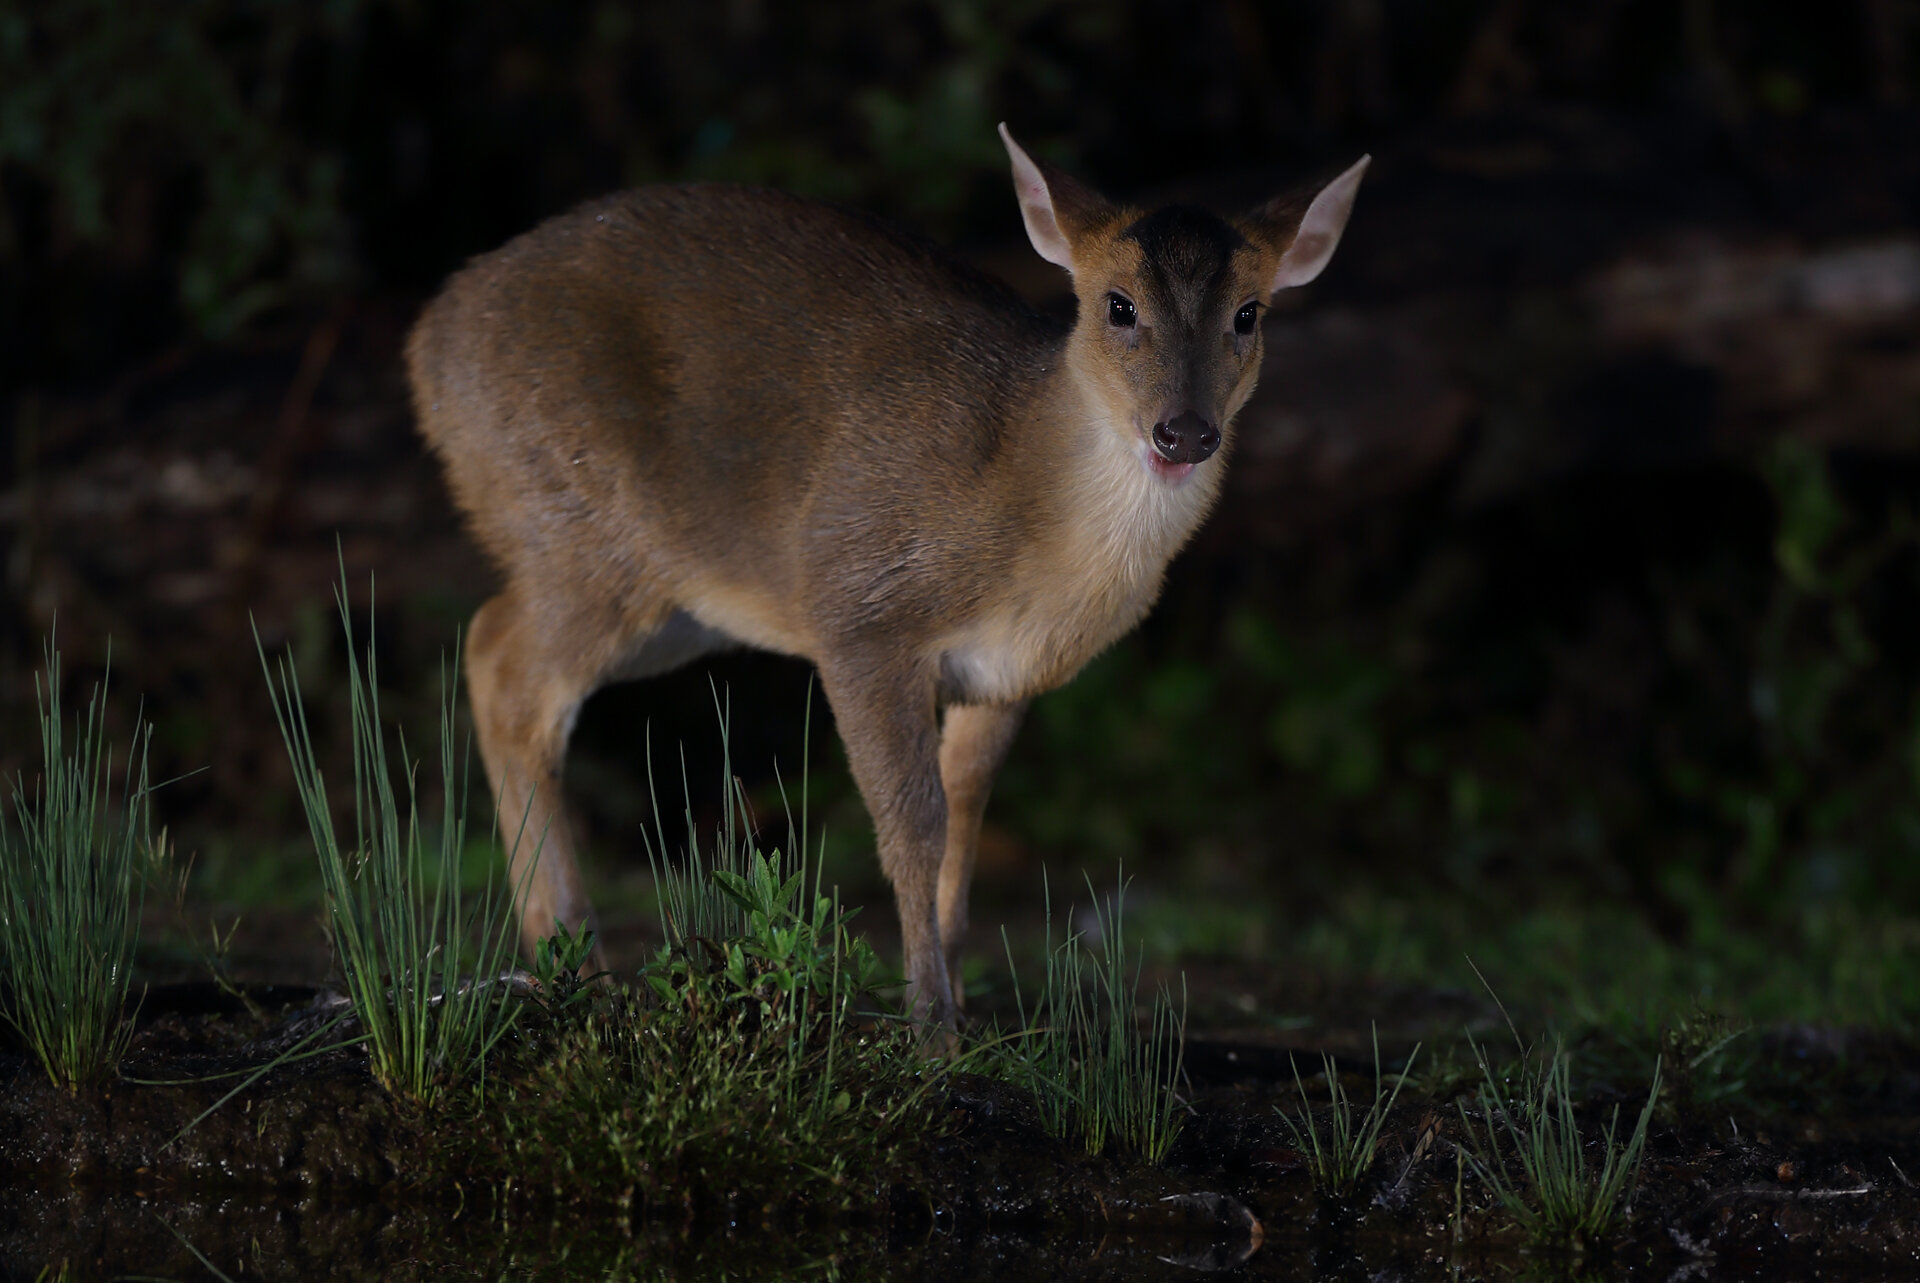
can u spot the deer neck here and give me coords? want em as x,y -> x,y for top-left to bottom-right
1036,360 -> 1224,594
927,338 -> 1235,707
952,361 -> 1224,692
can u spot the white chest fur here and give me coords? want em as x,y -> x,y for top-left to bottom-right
940,428 -> 1219,704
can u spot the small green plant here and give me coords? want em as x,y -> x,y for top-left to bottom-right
643,848 -> 891,1016
528,920 -> 602,1025
1002,874 -> 1188,1163
634,710 -> 899,1130
1656,1005 -> 1751,1117
637,843 -> 899,1127
1279,1027 -> 1420,1200
638,686 -> 892,1022
259,580 -> 525,1108
1457,1036 -> 1662,1252
0,642 -> 153,1092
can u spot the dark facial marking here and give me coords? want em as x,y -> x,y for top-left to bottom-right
1119,206 -> 1246,318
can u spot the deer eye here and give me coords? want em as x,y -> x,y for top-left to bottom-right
1233,302 -> 1258,336
1107,294 -> 1136,328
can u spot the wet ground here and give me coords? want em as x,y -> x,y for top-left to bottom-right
6,957 -> 1920,1283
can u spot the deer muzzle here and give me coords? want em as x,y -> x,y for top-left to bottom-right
1150,411 -> 1221,466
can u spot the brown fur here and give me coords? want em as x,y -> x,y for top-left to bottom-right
406,128 -> 1368,1026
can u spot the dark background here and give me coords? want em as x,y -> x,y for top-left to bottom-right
3,0 -> 1919,954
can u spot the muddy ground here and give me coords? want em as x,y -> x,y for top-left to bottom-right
5,955 -> 1920,1283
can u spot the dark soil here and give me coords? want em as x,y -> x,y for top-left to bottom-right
6,976 -> 1920,1281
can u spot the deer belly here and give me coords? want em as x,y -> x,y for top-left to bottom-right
683,582 -> 813,659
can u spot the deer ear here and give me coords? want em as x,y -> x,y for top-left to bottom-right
999,123 -> 1109,276
1252,155 -> 1371,292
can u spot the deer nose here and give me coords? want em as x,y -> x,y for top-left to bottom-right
1150,412 -> 1221,465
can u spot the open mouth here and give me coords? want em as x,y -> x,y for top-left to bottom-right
1146,449 -> 1196,484
1142,412 -> 1220,484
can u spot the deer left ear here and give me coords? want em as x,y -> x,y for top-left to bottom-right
999,122 -> 1112,277
1250,155 -> 1371,293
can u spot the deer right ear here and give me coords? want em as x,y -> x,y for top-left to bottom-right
999,124 -> 1107,276
1255,155 -> 1371,293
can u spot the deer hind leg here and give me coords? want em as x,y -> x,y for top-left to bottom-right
465,592 -> 598,959
466,590 -> 728,960
936,701 -> 1026,1014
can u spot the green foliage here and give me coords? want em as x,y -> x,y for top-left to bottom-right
1707,438 -> 1920,912
998,874 -> 1187,1163
443,689 -> 928,1208
993,604 -> 1419,879
259,577 -> 524,1108
848,0 -> 1093,227
1,0 -> 356,336
486,983 -> 923,1211
987,433 -> 1920,970
1000,647 -> 1241,866
1279,1028 -> 1420,1200
1235,614 -> 1396,801
641,699 -> 780,948
0,642 -> 152,1091
641,849 -> 892,1020
1458,1037 -> 1662,1253
528,920 -> 602,1026
475,841 -> 924,1208
1284,882 -> 1920,1039
1653,1006 -> 1751,1118
9,0 -> 1886,341
638,687 -> 893,1007
1,0 -> 1109,350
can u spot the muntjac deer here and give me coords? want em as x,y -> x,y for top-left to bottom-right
407,125 -> 1368,1028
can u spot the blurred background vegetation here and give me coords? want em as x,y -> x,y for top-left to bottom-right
3,0 -> 1919,1021
8,0 -> 1912,378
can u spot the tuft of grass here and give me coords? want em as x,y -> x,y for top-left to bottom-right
258,578 -> 525,1108
1001,874 -> 1188,1163
0,642 -> 153,1092
1279,1027 -> 1420,1200
640,687 -> 775,949
1457,1035 -> 1662,1253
